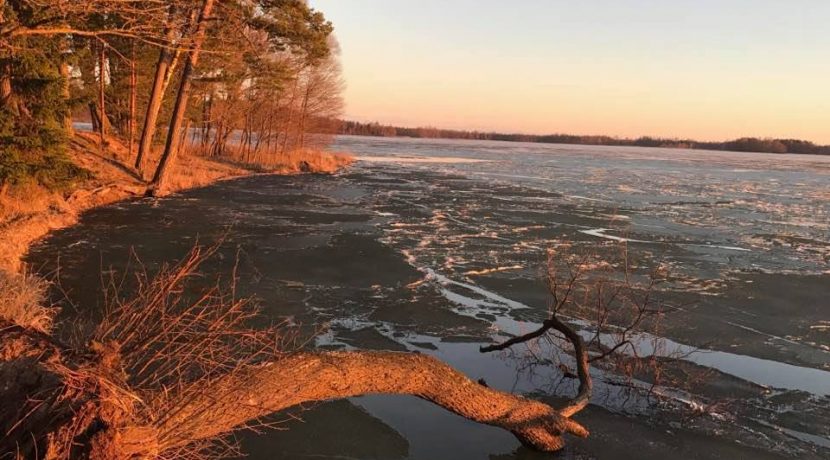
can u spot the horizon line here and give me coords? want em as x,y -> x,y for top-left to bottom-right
339,118 -> 830,147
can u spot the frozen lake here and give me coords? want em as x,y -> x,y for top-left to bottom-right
28,135 -> 830,459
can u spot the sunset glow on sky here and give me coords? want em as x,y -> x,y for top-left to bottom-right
312,0 -> 830,143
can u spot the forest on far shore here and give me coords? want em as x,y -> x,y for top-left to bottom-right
339,120 -> 830,155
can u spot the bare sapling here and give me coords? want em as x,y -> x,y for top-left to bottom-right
480,243 -> 690,429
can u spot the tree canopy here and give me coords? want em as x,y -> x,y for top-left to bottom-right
1,0 -> 342,192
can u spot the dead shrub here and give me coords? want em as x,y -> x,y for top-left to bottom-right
1,244 -> 302,459
87,245 -> 298,459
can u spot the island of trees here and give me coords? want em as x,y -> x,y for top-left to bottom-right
340,120 -> 830,155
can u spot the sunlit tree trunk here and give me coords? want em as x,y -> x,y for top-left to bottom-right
160,9 -> 195,97
88,101 -> 100,132
134,7 -> 179,172
298,82 -> 311,149
149,0 -> 215,194
128,50 -> 136,159
98,42 -> 107,152
279,76 -> 301,154
0,324 -> 588,459
201,92 -> 212,148
0,63 -> 11,107
0,56 -> 19,120
160,351 -> 589,453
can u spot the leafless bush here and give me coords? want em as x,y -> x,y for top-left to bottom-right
481,242 -> 705,414
86,245 -> 299,458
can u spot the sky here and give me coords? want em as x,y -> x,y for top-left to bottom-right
311,0 -> 830,143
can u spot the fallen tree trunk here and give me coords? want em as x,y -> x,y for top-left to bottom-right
2,246 -> 597,459
154,351 -> 588,453
1,322 -> 587,459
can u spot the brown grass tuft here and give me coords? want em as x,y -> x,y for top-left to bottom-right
0,270 -> 55,332
275,148 -> 354,174
157,154 -> 251,193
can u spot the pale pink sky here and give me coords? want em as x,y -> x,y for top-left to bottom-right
313,1 -> 830,143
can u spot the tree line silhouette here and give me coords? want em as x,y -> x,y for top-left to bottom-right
339,120 -> 830,155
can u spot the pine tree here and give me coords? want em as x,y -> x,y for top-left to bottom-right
0,30 -> 88,192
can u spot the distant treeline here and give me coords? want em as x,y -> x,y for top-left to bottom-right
338,121 -> 830,155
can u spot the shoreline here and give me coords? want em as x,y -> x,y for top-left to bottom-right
0,132 -> 353,274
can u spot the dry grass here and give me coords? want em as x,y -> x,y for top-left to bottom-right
159,153 -> 250,192
185,143 -> 354,175
0,184 -> 74,274
0,270 -> 54,332
270,147 -> 354,174
0,133 -> 146,273
0,181 -> 60,223
0,132 -> 273,335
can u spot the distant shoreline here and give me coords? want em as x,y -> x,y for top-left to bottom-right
338,120 -> 830,156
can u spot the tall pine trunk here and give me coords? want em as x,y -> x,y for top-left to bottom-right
88,102 -> 100,132
298,83 -> 311,150
128,49 -> 137,159
134,7 -> 179,172
149,0 -> 215,194
201,92 -> 211,147
97,43 -> 107,152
